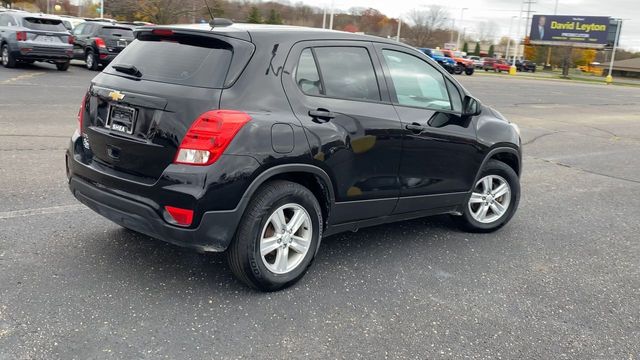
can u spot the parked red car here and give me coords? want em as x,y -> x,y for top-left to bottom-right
492,60 -> 512,73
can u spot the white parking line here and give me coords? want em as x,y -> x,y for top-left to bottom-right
0,204 -> 85,220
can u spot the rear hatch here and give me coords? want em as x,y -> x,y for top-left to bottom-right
21,17 -> 72,48
81,28 -> 254,181
98,26 -> 134,54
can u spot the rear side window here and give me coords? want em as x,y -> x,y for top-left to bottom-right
314,47 -> 380,102
100,27 -> 134,39
104,34 -> 233,89
22,17 -> 67,32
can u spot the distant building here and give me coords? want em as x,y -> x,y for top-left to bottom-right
604,58 -> 640,78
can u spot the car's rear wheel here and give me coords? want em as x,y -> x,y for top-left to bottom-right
452,160 -> 520,233
1,44 -> 16,68
465,67 -> 475,76
227,180 -> 322,291
85,50 -> 98,71
56,60 -> 70,71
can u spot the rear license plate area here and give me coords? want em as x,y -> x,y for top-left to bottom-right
117,40 -> 128,47
107,105 -> 137,134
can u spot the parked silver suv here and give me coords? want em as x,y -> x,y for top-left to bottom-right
0,11 -> 73,70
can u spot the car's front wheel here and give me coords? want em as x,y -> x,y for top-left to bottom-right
453,160 -> 520,232
227,180 -> 322,291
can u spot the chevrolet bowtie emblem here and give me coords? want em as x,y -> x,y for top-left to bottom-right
108,90 -> 125,101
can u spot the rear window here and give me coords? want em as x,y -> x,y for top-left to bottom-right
100,27 -> 134,38
104,34 -> 233,89
22,17 -> 67,32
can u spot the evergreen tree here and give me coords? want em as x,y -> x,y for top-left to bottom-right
247,6 -> 262,24
462,42 -> 469,53
266,9 -> 283,25
488,44 -> 495,57
474,42 -> 481,56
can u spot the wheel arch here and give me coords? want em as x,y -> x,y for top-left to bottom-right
472,147 -> 521,189
238,164 -> 335,231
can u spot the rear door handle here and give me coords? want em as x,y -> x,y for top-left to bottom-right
308,109 -> 336,122
405,122 -> 425,133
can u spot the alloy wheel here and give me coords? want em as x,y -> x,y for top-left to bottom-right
468,175 -> 511,224
259,203 -> 312,274
1,46 -> 8,66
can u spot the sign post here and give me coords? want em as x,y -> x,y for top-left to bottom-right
605,19 -> 623,84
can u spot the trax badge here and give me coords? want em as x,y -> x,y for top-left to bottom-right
108,90 -> 125,101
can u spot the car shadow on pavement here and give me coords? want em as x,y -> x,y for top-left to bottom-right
85,214 -> 472,294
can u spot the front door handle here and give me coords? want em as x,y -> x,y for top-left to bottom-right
308,109 -> 336,122
405,122 -> 425,133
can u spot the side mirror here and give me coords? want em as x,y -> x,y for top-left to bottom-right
462,96 -> 481,117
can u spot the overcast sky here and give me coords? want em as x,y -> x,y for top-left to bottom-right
296,0 -> 638,50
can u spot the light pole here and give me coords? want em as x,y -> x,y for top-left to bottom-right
456,8 -> 468,50
510,1 -> 525,75
396,18 -> 402,42
505,15 -> 517,60
545,0 -> 559,69
329,0 -> 334,30
606,19 -> 624,84
100,0 -> 104,18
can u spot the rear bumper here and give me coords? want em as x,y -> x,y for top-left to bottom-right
69,175 -> 242,252
15,43 -> 72,62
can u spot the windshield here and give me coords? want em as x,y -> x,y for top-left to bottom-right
22,17 -> 67,32
104,35 -> 233,88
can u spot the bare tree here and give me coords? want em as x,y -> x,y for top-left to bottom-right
476,20 -> 499,42
407,6 -> 449,47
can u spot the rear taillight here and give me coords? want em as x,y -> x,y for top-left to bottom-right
68,35 -> 75,44
16,31 -> 27,41
95,37 -> 106,49
174,110 -> 251,166
165,206 -> 193,226
78,94 -> 86,132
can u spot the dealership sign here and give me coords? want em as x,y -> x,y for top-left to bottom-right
529,15 -> 611,48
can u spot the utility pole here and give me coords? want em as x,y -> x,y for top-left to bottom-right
606,19 -> 623,84
100,0 -> 104,18
396,18 -> 402,42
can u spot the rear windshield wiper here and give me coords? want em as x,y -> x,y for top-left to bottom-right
112,64 -> 142,78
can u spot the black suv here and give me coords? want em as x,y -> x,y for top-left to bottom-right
66,23 -> 522,291
71,21 -> 134,70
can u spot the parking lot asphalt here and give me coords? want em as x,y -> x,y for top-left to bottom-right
1,62 -> 639,359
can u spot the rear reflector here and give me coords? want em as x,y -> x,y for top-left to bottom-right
174,110 -> 251,166
165,206 -> 193,226
78,94 -> 86,132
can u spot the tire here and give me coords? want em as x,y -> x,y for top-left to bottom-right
1,44 -> 16,68
227,180 -> 322,291
454,65 -> 463,75
85,50 -> 99,71
465,67 -> 474,76
56,60 -> 70,71
452,159 -> 520,233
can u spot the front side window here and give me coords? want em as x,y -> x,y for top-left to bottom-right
295,48 -> 322,96
313,47 -> 380,102
72,23 -> 85,35
382,50 -> 451,110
